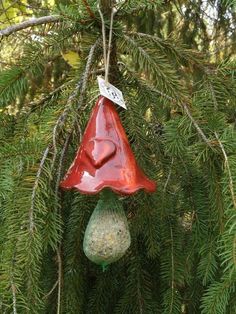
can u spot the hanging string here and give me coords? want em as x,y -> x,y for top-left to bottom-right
105,7 -> 115,84
97,2 -> 115,85
97,3 -> 107,77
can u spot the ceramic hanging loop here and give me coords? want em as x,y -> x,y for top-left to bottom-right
97,2 -> 116,84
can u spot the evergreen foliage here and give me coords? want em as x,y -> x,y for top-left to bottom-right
0,0 -> 236,313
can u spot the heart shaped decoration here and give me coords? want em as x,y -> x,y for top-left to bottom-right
85,138 -> 116,168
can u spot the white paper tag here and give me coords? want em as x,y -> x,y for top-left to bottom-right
97,77 -> 127,109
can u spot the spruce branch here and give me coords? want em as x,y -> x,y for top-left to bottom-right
52,39 -> 100,313
29,38 -> 101,225
121,61 -> 211,148
144,84 -> 211,147
208,81 -> 218,110
29,146 -> 50,233
43,280 -> 59,299
201,279 -> 233,314
182,104 -> 211,147
23,81 -> 80,116
51,38 -> 100,170
11,277 -> 17,314
0,16 -> 61,37
50,90 -> 80,172
56,248 -> 62,314
27,81 -> 72,112
169,223 -> 175,314
29,39 -> 98,227
82,0 -> 96,19
79,38 -> 101,103
123,31 -> 203,71
137,279 -> 144,314
55,132 -> 72,198
215,132 -> 236,210
209,74 -> 236,209
163,158 -> 174,192
121,34 -> 181,97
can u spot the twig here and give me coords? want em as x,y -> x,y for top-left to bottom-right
215,132 -> 236,210
50,94 -> 79,172
147,85 -> 212,147
79,38 -> 100,103
51,38 -> 100,170
55,132 -> 72,197
9,247 -> 18,314
54,117 -> 83,198
11,278 -> 17,314
137,282 -> 143,314
54,135 -> 74,314
208,81 -> 218,110
56,248 -> 62,314
82,0 -> 96,19
0,16 -> 61,37
182,103 -> 211,147
163,158 -> 174,192
169,223 -> 175,314
43,280 -> 59,299
27,81 -> 71,112
29,146 -> 50,233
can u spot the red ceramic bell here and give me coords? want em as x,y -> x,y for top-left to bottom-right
60,96 -> 156,195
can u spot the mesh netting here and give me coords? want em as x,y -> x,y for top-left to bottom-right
83,190 -> 131,266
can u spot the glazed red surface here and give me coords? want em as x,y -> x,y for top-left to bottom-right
60,96 -> 156,195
